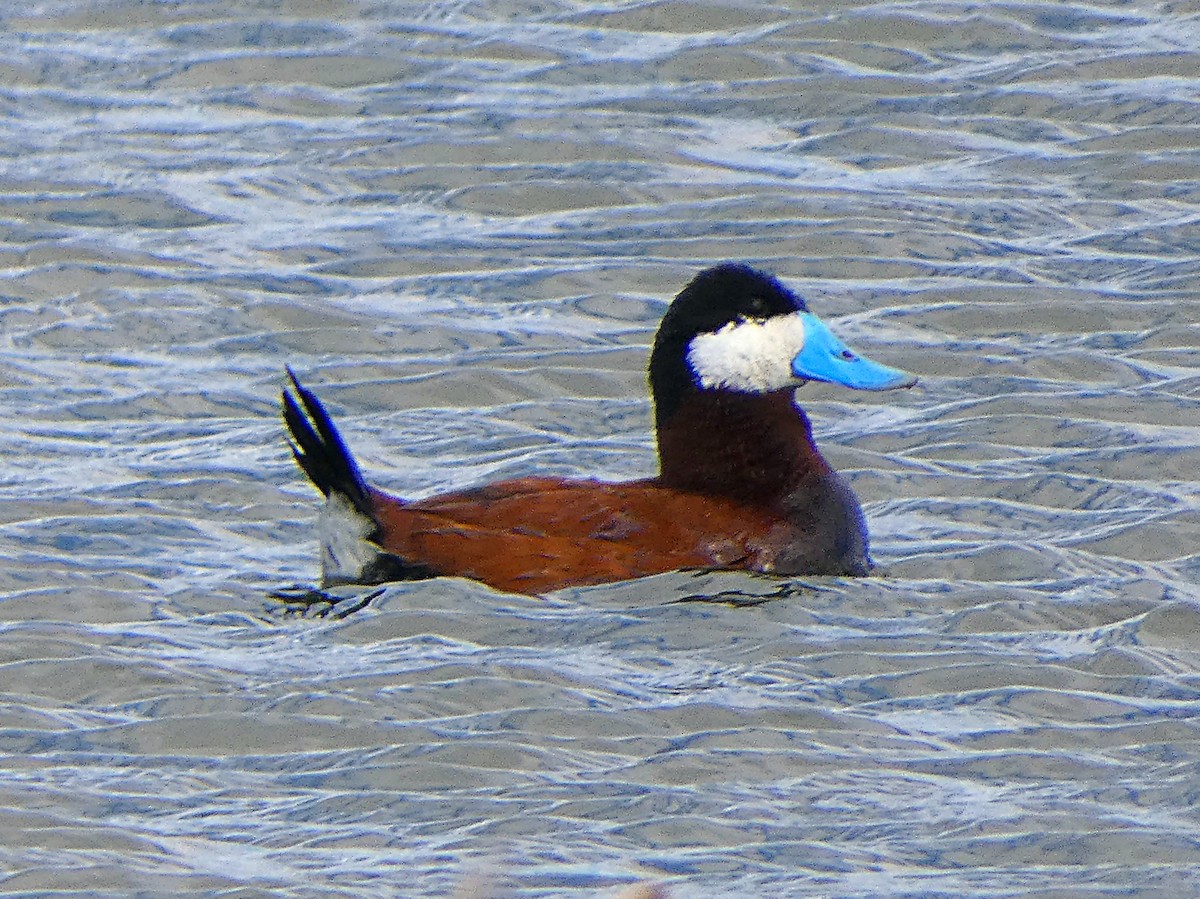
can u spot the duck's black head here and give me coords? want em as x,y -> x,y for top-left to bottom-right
649,263 -> 915,430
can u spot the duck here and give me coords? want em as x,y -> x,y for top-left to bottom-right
282,263 -> 916,595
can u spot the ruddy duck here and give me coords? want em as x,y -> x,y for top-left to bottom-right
283,263 -> 915,595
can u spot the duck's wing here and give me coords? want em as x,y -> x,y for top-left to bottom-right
370,478 -> 764,594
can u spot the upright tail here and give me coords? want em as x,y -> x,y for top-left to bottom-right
281,369 -> 426,586
282,366 -> 374,520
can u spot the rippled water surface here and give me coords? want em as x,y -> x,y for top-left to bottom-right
1,1 -> 1198,895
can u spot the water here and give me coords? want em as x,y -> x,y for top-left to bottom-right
0,1 -> 1198,895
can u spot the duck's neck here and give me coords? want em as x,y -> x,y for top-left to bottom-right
655,390 -> 830,502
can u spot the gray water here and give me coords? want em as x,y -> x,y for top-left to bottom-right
1,1 -> 1198,896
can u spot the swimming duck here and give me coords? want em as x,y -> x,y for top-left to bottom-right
282,263 -> 915,595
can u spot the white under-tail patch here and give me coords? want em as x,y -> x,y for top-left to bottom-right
318,493 -> 382,586
686,311 -> 809,393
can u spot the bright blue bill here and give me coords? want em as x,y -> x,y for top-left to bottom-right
792,313 -> 917,391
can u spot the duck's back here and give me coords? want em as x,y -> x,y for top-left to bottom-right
365,470 -> 869,593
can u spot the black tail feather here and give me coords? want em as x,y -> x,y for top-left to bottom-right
282,368 -> 435,588
281,367 -> 373,521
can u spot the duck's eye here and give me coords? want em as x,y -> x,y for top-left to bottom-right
840,349 -> 856,361
746,296 -> 768,316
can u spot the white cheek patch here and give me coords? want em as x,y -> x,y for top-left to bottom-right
686,312 -> 809,393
